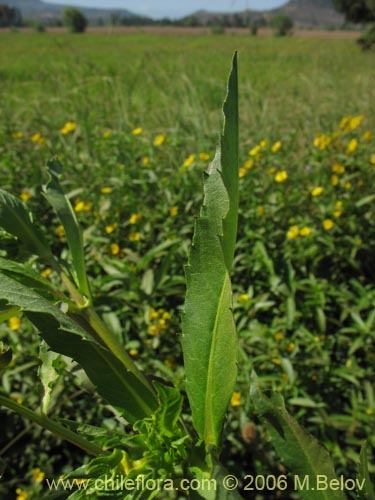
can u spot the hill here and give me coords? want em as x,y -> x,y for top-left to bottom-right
186,0 -> 345,29
4,0 -> 143,24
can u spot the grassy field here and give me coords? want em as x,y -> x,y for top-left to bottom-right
0,31 -> 375,499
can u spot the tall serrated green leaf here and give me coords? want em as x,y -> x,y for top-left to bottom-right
250,372 -> 346,500
220,52 -> 239,273
181,55 -> 238,449
43,159 -> 90,298
0,272 -> 157,423
0,189 -> 53,261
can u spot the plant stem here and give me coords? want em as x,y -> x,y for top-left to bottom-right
83,307 -> 154,393
0,395 -> 105,456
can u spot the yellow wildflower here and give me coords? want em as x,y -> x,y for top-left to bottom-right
344,181 -> 352,190
60,121 -> 77,135
271,141 -> 282,153
339,116 -> 351,130
154,134 -> 166,146
16,488 -> 28,500
230,392 -> 241,407
366,408 -> 374,416
41,268 -> 52,279
238,293 -> 250,303
129,232 -> 140,242
105,224 -> 117,234
110,243 -> 120,256
334,210 -> 342,218
129,213 -> 142,224
9,317 -> 21,331
346,138 -> 358,155
56,225 -> 64,238
260,139 -> 268,149
101,187 -> 112,194
332,163 -> 345,174
159,318 -> 168,329
129,348 -> 139,357
132,127 -> 142,136
349,115 -> 364,130
243,159 -> 254,170
12,132 -> 23,139
142,156 -> 150,165
199,152 -> 210,161
287,226 -> 299,240
169,206 -> 178,217
239,167 -> 247,178
311,187 -> 324,197
274,170 -> 288,183
103,130 -> 112,139
12,396 -> 23,405
163,311 -> 171,320
363,131 -> 372,142
84,202 -> 92,212
299,227 -> 311,237
371,154 -> 375,165
323,219 -> 334,231
287,342 -> 295,352
74,200 -> 85,212
148,325 -> 159,337
32,468 -> 45,483
149,308 -> 159,320
257,206 -> 265,217
274,332 -> 284,341
330,175 -> 339,186
183,154 -> 196,168
272,358 -> 282,366
20,190 -> 32,202
249,145 -> 261,156
31,133 -> 45,146
313,134 -> 330,150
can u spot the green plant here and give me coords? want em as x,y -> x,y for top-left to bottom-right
0,54 -> 373,500
63,7 -> 87,34
272,14 -> 294,37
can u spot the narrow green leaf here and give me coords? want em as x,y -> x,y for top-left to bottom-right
250,372 -> 346,500
220,52 -> 239,273
181,56 -> 239,449
43,159 -> 90,297
358,441 -> 375,500
0,272 -> 157,423
0,189 -> 53,260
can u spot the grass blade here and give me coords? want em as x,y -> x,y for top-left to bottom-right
43,159 -> 91,298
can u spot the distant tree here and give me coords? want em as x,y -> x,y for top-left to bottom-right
63,7 -> 87,33
272,13 -> 294,36
334,0 -> 375,49
0,4 -> 22,27
333,0 -> 375,23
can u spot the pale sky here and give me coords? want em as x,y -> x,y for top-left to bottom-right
45,0 -> 287,19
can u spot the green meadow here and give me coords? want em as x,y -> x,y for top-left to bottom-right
0,31 -> 374,499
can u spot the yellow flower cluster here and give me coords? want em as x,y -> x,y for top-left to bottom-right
74,199 -> 92,212
239,158 -> 254,178
311,186 -> 324,197
132,127 -> 143,136
148,308 -> 172,337
287,225 -> 311,240
20,190 -> 32,202
313,133 -> 331,151
129,213 -> 142,224
154,134 -> 166,146
60,121 -> 77,135
31,132 -> 45,146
